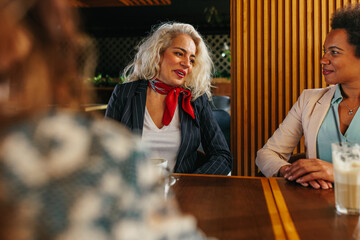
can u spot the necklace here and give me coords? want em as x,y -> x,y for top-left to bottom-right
343,101 -> 360,115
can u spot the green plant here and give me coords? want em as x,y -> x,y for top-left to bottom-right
88,74 -> 125,87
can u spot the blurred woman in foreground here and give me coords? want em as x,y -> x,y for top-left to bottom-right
256,4 -> 360,189
0,0 -> 208,239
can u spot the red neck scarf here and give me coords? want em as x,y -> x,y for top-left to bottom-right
148,79 -> 195,126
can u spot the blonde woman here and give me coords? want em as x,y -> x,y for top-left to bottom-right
106,22 -> 232,175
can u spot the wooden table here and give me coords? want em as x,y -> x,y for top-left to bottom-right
171,174 -> 360,240
171,174 -> 286,240
269,177 -> 360,240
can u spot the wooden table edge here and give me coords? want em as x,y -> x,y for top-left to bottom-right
269,178 -> 300,240
172,173 -> 266,179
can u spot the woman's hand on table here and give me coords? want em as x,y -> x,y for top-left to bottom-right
297,179 -> 333,189
282,159 -> 334,189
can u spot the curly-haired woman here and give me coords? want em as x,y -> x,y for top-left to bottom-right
106,22 -> 232,175
256,4 -> 360,189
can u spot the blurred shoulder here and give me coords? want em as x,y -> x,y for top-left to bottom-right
0,110 -> 146,177
114,79 -> 148,93
193,93 -> 209,105
89,113 -> 146,157
296,85 -> 336,107
300,85 -> 336,98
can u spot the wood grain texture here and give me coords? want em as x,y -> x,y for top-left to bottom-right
270,178 -> 360,239
171,174 -> 279,239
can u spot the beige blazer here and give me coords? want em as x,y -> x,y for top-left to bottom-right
256,85 -> 337,177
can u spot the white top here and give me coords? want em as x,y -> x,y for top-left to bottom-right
141,105 -> 181,171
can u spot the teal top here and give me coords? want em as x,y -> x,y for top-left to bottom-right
317,85 -> 360,162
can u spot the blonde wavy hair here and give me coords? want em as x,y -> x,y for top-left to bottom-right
123,22 -> 214,100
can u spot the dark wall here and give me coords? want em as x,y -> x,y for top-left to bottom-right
79,0 -> 230,37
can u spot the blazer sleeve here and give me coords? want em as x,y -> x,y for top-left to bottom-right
194,95 -> 233,175
256,91 -> 308,177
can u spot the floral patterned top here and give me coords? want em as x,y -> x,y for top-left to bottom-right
0,111 -> 208,240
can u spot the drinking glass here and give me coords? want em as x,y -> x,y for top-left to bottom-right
150,158 -> 176,199
332,143 -> 360,215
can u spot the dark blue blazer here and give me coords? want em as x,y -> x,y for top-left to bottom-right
105,80 -> 232,175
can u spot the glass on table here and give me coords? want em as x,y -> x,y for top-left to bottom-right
150,158 -> 176,199
332,143 -> 360,215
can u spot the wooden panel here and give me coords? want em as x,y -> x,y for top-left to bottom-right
212,81 -> 232,96
250,0 -> 256,176
231,0 -> 241,175
263,0 -> 270,144
256,0 -> 264,176
231,0 -> 360,176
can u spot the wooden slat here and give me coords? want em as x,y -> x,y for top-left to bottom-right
314,0 -> 321,89
277,0 -> 284,126
263,0 -> 270,145
322,0 -> 330,88
270,0 -> 277,134
256,0 -> 264,175
284,0 -> 291,114
250,0 -> 256,176
307,0 -> 314,90
291,0 -> 299,105
121,0 -> 134,6
230,0 -> 242,175
299,0 -> 306,92
336,0 -> 343,9
138,0 -> 148,5
243,0 -> 249,176
152,0 -> 161,5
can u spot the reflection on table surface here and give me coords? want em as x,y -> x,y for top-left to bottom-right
170,174 -> 360,240
270,177 -> 360,240
171,174 -> 283,240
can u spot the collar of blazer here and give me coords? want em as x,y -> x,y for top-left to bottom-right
133,80 -> 199,131
307,85 -> 337,159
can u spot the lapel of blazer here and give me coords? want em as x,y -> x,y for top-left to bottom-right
176,95 -> 187,171
175,95 -> 199,172
307,85 -> 337,158
131,80 -> 147,135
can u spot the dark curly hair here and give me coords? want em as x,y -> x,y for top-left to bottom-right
331,4 -> 360,58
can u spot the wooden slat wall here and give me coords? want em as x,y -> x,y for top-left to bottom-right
231,0 -> 360,176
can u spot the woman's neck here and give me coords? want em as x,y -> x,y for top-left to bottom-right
340,84 -> 360,101
147,87 -> 167,101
